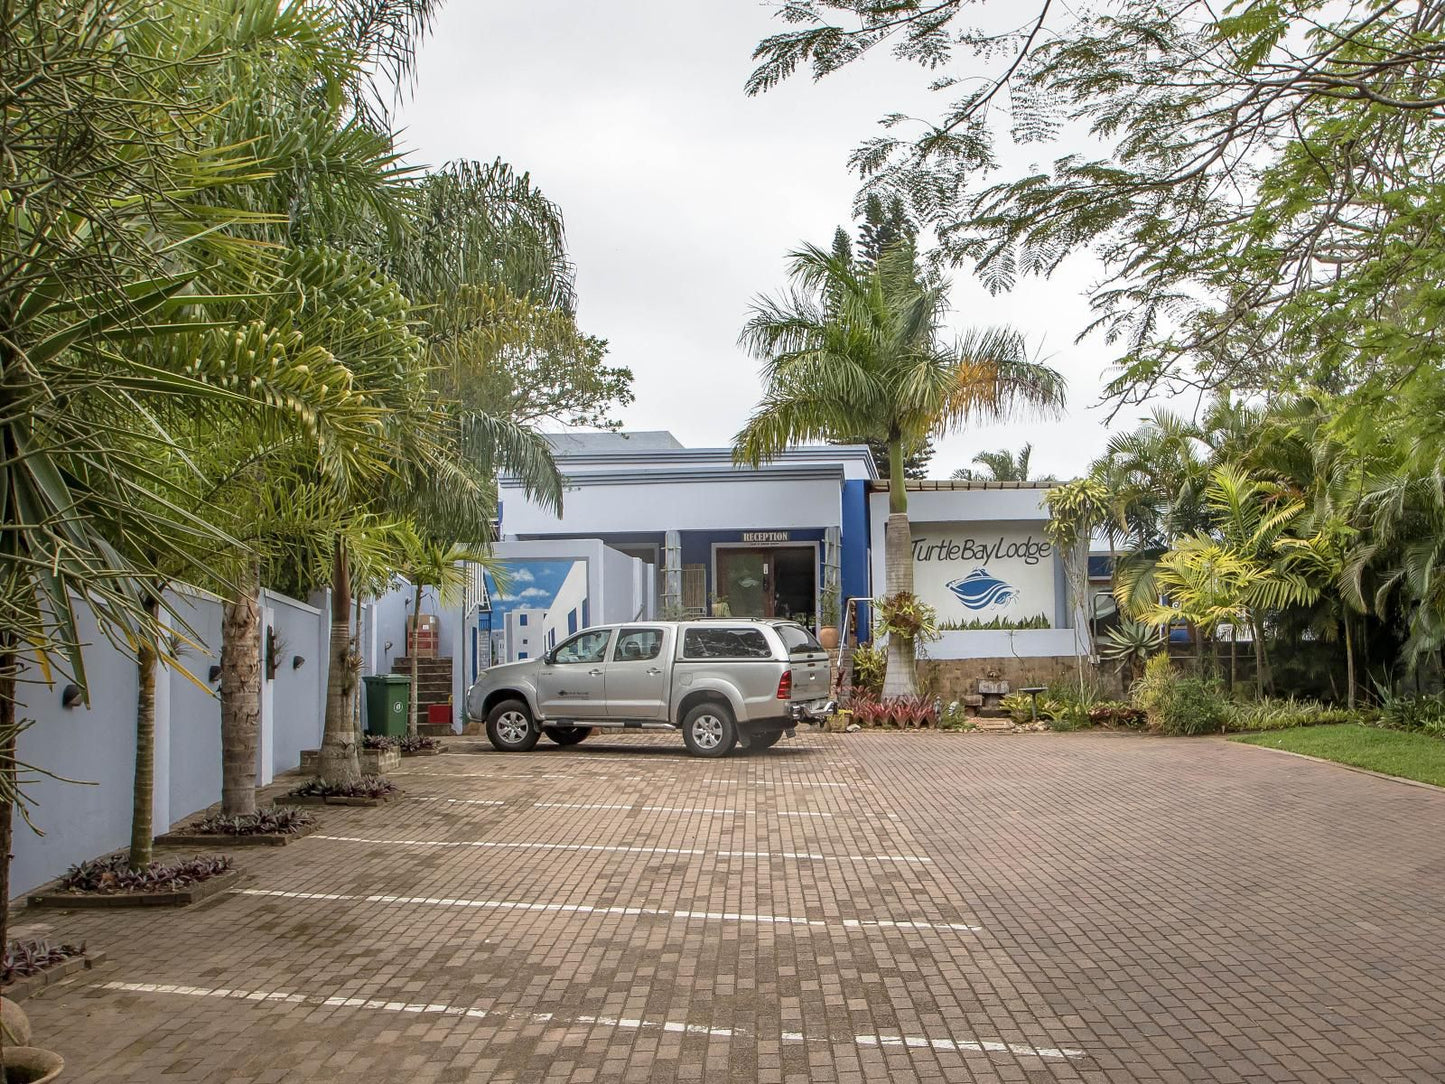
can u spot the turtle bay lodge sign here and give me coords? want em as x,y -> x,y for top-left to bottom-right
910,529 -> 1055,616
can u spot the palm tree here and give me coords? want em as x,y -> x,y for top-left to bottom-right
0,0 -> 368,919
953,443 -> 1050,482
735,238 -> 1066,695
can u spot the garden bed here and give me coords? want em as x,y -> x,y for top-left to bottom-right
28,855 -> 239,910
1,942 -> 106,1002
155,807 -> 318,848
282,776 -> 402,808
300,747 -> 401,774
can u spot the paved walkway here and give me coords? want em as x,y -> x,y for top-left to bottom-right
16,731 -> 1445,1082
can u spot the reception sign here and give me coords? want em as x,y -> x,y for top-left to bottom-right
910,524 -> 1056,620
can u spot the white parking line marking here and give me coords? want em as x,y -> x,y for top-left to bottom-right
238,888 -> 982,933
412,797 -> 508,806
531,803 -> 837,818
99,982 -> 1080,1058
310,835 -> 931,864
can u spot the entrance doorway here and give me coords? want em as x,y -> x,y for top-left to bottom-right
715,545 -> 817,625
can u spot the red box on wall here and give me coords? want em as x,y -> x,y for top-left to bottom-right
426,703 -> 451,727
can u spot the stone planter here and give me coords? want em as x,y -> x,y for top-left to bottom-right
400,746 -> 445,757
2,953 -> 106,1002
27,869 -> 240,910
298,747 -> 401,774
0,1046 -> 63,1083
282,791 -> 402,808
154,820 -> 319,848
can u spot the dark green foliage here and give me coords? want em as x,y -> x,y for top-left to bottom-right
938,612 -> 1049,631
3,939 -> 86,983
397,733 -> 442,752
288,775 -> 399,798
1223,698 -> 1359,733
192,807 -> 315,836
1376,692 -> 1445,738
1088,701 -> 1147,729
849,641 -> 886,696
61,854 -> 232,894
362,734 -> 397,750
1154,678 -> 1231,736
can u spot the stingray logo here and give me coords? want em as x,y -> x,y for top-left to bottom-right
947,568 -> 1017,610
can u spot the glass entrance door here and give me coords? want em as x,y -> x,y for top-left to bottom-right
717,549 -> 770,617
716,546 -> 817,623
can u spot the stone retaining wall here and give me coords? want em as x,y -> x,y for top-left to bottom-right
920,656 -> 1125,700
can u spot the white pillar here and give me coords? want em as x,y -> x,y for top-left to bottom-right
256,602 -> 276,786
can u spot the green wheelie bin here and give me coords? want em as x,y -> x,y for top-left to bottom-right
363,674 -> 411,737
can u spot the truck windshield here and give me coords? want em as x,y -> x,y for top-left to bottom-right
776,624 -> 823,656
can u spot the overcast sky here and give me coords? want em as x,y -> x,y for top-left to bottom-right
398,3 -> 1157,480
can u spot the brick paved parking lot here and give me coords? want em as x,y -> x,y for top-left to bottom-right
16,731 -> 1445,1082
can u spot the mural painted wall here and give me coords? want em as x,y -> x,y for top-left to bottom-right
910,522 -> 1056,625
482,559 -> 589,664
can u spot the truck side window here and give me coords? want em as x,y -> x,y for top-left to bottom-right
552,629 -> 611,664
613,628 -> 663,662
682,628 -> 772,659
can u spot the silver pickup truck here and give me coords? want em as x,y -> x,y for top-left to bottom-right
465,619 -> 835,757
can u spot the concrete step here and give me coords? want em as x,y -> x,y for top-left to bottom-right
418,721 -> 454,737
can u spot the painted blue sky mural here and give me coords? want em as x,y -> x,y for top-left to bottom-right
482,560 -> 578,621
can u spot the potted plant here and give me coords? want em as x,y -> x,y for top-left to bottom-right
818,586 -> 840,649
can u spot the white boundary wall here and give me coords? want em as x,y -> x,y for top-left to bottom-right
12,585 -> 327,897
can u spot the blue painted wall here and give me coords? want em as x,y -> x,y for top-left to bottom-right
841,480 -> 872,639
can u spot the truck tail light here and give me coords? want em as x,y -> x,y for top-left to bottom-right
776,671 -> 792,699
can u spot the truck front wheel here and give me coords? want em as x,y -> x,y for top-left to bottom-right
681,702 -> 737,758
486,699 -> 540,752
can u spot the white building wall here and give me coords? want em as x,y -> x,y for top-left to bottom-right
867,486 -> 1088,660
540,563 -> 589,646
502,475 -> 842,537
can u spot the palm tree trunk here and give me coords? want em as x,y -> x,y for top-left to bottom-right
220,557 -> 262,816
0,638 -> 17,950
1229,625 -> 1237,691
1250,613 -> 1270,694
409,582 -> 421,737
881,511 -> 918,699
319,537 -> 361,783
1344,614 -> 1356,709
130,589 -> 163,868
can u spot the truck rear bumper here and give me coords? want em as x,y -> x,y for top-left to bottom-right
788,698 -> 837,722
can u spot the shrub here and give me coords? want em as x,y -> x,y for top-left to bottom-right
999,692 -> 1036,724
852,694 -> 938,729
288,775 -> 399,799
937,701 -> 975,731
397,733 -> 443,752
1155,677 -> 1230,735
361,734 -> 397,750
61,854 -> 232,894
1223,696 -> 1357,733
850,642 -> 886,695
1088,700 -> 1148,728
192,806 -> 316,836
1377,690 -> 1445,734
3,940 -> 86,983
1130,652 -> 1176,727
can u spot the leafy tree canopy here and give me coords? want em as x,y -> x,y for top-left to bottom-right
747,1 -> 1445,411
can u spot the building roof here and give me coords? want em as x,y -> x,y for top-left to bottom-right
543,431 -> 684,454
869,479 -> 1058,492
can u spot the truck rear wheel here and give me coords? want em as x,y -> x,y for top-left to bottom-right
681,702 -> 737,758
486,699 -> 540,752
546,726 -> 590,747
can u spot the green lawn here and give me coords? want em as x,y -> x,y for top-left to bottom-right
1232,724 -> 1445,788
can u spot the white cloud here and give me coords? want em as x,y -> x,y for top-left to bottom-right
518,587 -> 550,600
505,567 -> 536,584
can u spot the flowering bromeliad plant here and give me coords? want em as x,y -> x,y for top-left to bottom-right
850,692 -> 938,729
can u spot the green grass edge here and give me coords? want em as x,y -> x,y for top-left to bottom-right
1231,723 -> 1445,789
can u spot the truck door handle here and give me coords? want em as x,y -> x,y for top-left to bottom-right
646,667 -> 662,675
588,668 -> 603,676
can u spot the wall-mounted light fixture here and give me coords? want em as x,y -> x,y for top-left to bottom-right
61,684 -> 84,709
292,655 -> 306,670
208,664 -> 222,684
